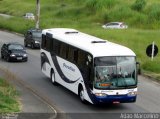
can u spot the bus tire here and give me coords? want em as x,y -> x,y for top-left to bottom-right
79,87 -> 87,104
51,70 -> 58,85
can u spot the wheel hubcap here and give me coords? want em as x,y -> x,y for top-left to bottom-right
52,73 -> 55,83
80,90 -> 84,101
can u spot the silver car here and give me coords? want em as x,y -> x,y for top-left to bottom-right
24,13 -> 35,20
102,22 -> 128,29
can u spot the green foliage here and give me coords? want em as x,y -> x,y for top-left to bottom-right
0,0 -> 160,29
0,17 -> 35,34
85,0 -> 117,12
131,0 -> 146,11
143,61 -> 160,73
0,78 -> 20,113
106,6 -> 135,22
129,13 -> 148,28
147,4 -> 160,22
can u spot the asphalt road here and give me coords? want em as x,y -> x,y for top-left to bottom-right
0,31 -> 160,119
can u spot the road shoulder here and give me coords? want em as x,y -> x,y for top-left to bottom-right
0,68 -> 57,119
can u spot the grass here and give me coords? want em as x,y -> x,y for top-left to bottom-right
0,0 -> 160,77
0,77 -> 20,113
143,70 -> 160,81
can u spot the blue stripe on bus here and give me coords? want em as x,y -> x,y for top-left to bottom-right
41,52 -> 50,69
51,54 -> 80,83
51,54 -> 98,103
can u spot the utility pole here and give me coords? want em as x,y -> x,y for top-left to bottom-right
35,0 -> 40,29
151,41 -> 155,61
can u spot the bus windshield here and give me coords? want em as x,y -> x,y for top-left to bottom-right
94,56 -> 137,89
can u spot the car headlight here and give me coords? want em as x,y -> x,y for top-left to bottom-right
10,54 -> 16,57
23,54 -> 27,57
128,91 -> 137,96
35,41 -> 40,44
95,93 -> 107,97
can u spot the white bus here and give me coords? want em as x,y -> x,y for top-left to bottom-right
40,28 -> 139,104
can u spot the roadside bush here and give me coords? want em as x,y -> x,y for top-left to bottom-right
0,17 -> 34,33
85,0 -> 117,12
143,61 -> 160,73
129,13 -> 148,28
107,6 -> 134,21
55,9 -> 66,18
147,4 -> 160,22
102,10 -> 110,23
131,0 -> 146,12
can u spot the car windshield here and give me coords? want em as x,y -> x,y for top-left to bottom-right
94,56 -> 137,89
26,13 -> 34,16
8,44 -> 24,50
32,31 -> 41,38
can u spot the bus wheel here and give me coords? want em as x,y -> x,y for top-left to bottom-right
51,71 -> 58,85
79,87 -> 87,103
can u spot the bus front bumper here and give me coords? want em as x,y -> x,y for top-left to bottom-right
94,95 -> 137,104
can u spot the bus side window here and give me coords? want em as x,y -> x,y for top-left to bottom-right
77,51 -> 89,78
50,38 -> 54,54
68,46 -> 72,62
77,50 -> 86,67
73,49 -> 78,63
53,40 -> 60,55
67,46 -> 78,63
59,43 -> 68,59
46,36 -> 51,51
41,35 -> 46,49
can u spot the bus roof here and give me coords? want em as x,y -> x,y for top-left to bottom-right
42,28 -> 136,57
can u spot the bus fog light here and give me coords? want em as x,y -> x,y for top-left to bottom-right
128,91 -> 137,96
95,93 -> 107,97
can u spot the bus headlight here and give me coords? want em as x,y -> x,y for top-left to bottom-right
95,93 -> 107,97
128,91 -> 137,96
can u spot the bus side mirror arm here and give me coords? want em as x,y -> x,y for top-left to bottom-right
136,62 -> 141,75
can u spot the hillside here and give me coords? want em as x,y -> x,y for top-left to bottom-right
0,0 -> 160,78
0,0 -> 160,29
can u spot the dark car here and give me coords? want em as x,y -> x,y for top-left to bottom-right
24,29 -> 42,49
1,42 -> 28,62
